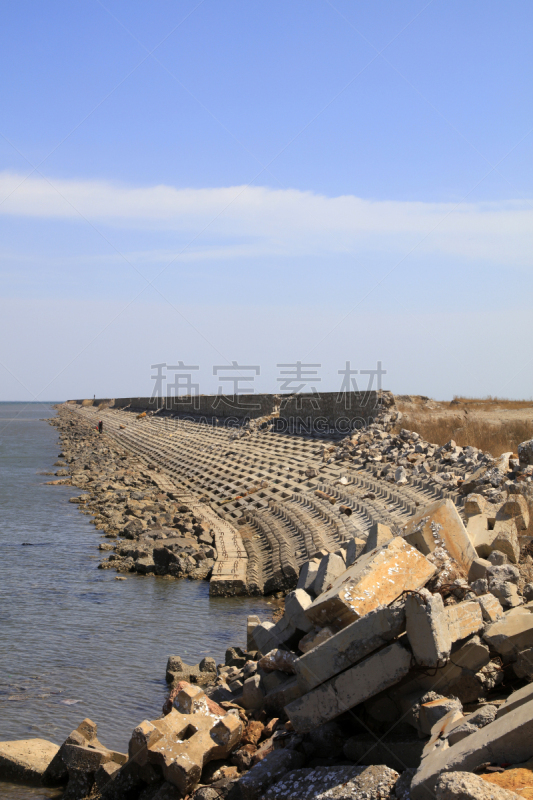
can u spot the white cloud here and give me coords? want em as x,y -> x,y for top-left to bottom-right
0,171 -> 532,265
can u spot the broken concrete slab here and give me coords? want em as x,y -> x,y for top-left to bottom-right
402,499 -> 477,576
295,603 -> 406,692
446,601 -> 484,642
406,590 -> 451,667
312,553 -> 346,597
483,612 -> 533,658
411,697 -> 533,800
286,640 -> 412,733
0,739 -> 60,785
477,593 -> 504,622
305,537 -> 435,630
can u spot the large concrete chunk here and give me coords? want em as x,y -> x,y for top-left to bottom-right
446,601 -> 484,642
0,739 -> 60,785
406,590 -> 451,667
402,499 -> 477,575
469,516 -> 520,564
296,559 -> 320,593
362,522 -> 394,554
305,537 -> 435,630
313,553 -> 346,596
285,641 -> 412,733
483,613 -> 533,658
477,593 -> 504,623
283,589 -> 313,633
131,687 -> 242,795
295,604 -> 406,692
411,698 -> 533,800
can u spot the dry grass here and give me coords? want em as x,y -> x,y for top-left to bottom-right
397,414 -> 533,457
451,396 -> 533,410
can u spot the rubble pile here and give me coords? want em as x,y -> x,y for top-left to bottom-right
13,464 -> 533,800
329,415 -> 533,502
47,414 -> 218,580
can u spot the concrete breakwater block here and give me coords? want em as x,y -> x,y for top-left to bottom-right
0,738 -> 60,785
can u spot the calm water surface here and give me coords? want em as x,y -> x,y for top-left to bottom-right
0,403 -> 272,799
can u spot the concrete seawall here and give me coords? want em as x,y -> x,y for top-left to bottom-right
71,391 -> 395,432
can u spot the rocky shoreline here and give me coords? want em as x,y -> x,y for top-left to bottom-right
46,408 -> 219,582
4,407 -> 533,800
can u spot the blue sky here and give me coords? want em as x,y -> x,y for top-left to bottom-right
1,0 -> 532,401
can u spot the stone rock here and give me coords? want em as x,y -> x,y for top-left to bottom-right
313,553 -> 347,597
488,551 -> 509,566
489,564 -> 520,584
296,604 -> 405,692
258,649 -> 297,674
489,581 -> 523,609
0,738 -> 60,785
513,647 -> 533,679
305,537 -> 435,630
241,721 -> 264,747
518,438 -> 533,466
238,749 -> 305,800
411,698 -> 533,800
406,590 -> 451,667
286,640 -> 411,733
262,764 -> 400,800
469,558 -> 492,581
446,722 -> 478,745
436,771 -> 522,800
466,704 -> 497,728
402,499 -> 477,575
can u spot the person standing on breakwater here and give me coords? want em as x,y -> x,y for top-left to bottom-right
98,420 -> 103,434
